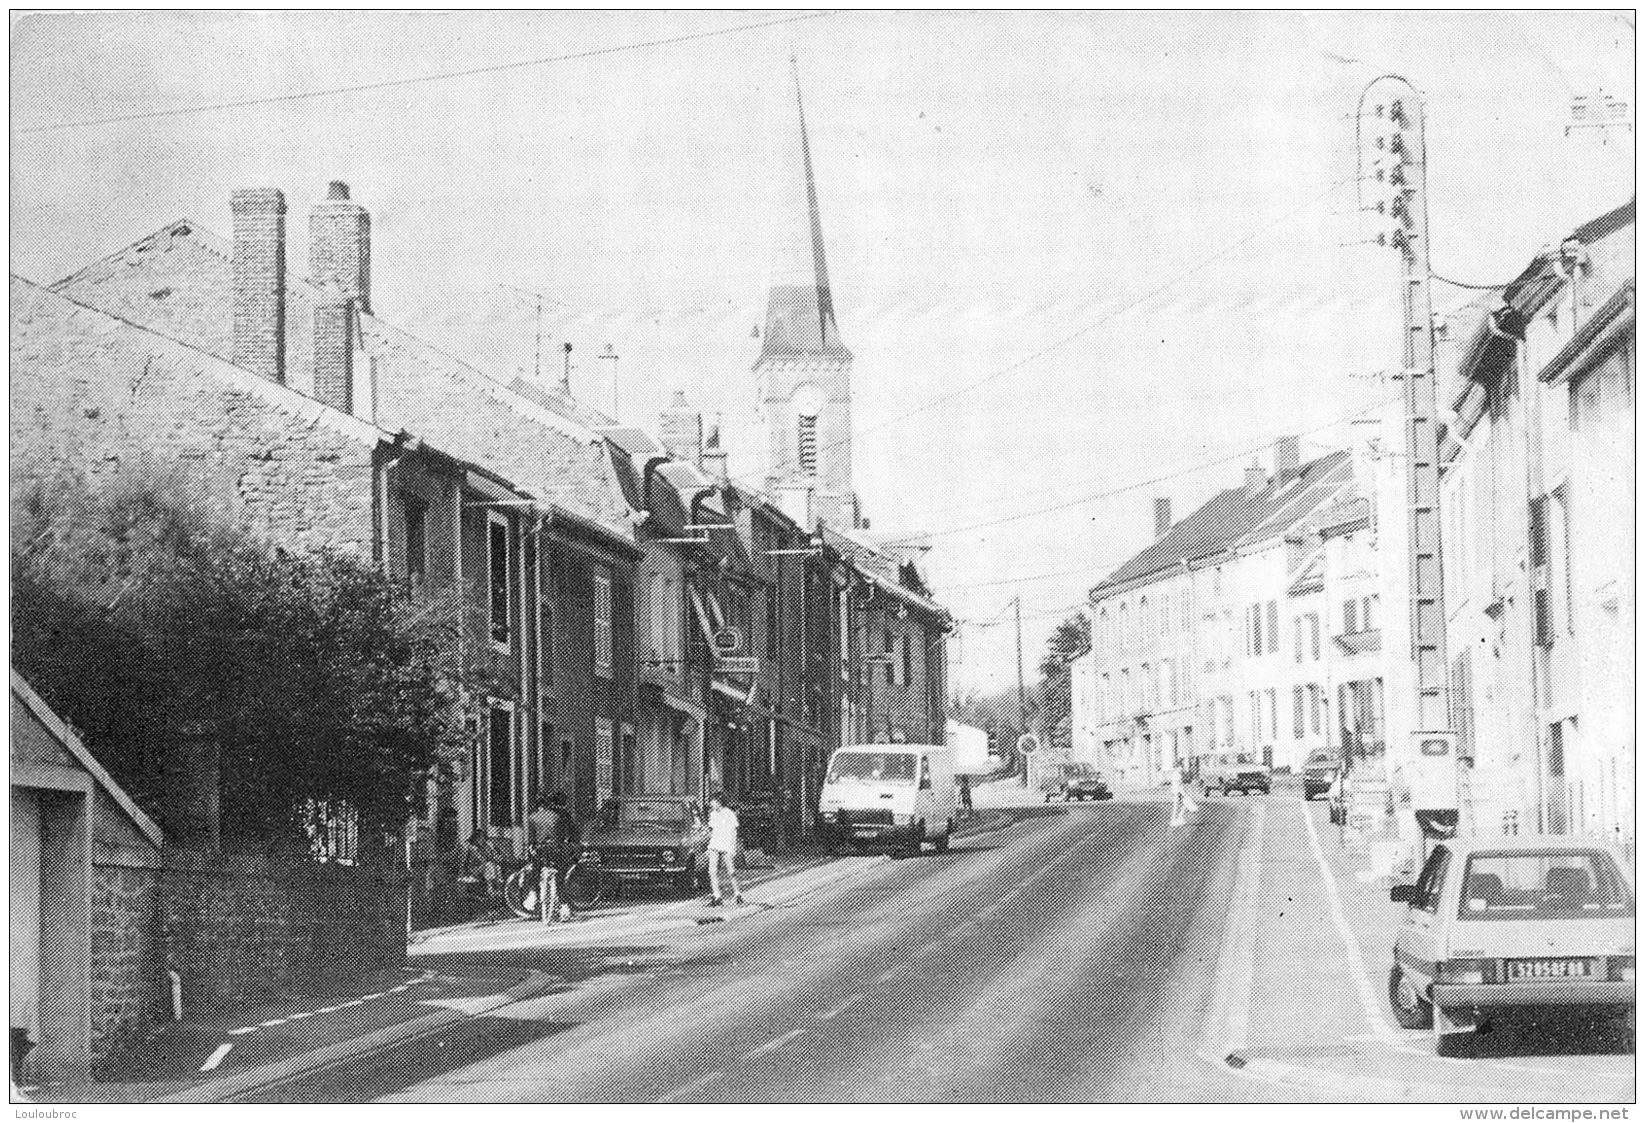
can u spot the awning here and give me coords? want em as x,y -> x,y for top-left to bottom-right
712,678 -> 752,705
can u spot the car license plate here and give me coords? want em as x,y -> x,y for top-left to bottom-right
1507,958 -> 1594,980
853,827 -> 879,836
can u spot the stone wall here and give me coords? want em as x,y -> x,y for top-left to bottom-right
89,862 -> 161,1073
159,847 -> 406,1010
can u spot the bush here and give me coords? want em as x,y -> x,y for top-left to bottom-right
12,477 -> 465,847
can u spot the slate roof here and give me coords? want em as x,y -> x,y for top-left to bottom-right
1091,450 -> 1353,597
48,218 -> 634,540
822,525 -> 945,618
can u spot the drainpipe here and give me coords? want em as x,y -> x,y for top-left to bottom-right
169,970 -> 183,1021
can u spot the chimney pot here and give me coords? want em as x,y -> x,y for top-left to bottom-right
1244,461 -> 1267,494
1153,497 -> 1172,540
309,181 -> 371,314
231,187 -> 287,384
1274,435 -> 1301,482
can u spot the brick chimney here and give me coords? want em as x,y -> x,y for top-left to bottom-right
231,188 -> 287,384
1244,460 -> 1267,494
308,181 -> 371,313
313,282 -> 353,414
702,414 -> 728,481
1274,435 -> 1300,482
1153,497 -> 1172,540
660,391 -> 703,466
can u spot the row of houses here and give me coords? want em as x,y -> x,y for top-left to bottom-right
1069,198 -> 1633,855
10,157 -> 948,1073
14,172 -> 951,873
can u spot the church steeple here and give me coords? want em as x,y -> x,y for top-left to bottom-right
756,57 -> 858,530
760,56 -> 852,363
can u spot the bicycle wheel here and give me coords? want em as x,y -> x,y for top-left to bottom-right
502,867 -> 537,919
563,862 -> 604,911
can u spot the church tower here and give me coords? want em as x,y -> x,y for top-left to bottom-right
757,59 -> 858,531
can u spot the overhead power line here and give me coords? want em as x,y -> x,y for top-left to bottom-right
1431,272 -> 1510,291
878,394 -> 1399,547
16,11 -> 837,134
724,173 -> 1359,493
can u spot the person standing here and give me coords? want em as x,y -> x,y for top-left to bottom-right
527,792 -> 580,923
1169,762 -> 1196,828
705,792 -> 744,907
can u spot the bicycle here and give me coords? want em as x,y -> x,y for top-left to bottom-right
502,849 -> 604,919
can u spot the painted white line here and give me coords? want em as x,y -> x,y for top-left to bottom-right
311,1005 -> 343,1015
227,1027 -> 257,1036
287,1011 -> 316,1021
258,1019 -> 287,1028
658,1070 -> 724,1102
1300,798 -> 1401,1045
199,1043 -> 233,1072
819,994 -> 864,1021
873,966 -> 903,985
745,1027 -> 806,1059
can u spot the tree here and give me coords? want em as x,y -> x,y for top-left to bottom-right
12,477 -> 465,849
1035,612 -> 1091,754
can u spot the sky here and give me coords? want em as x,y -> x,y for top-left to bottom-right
11,10 -> 1635,696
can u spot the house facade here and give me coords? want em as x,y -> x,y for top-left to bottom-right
1439,199 -> 1634,847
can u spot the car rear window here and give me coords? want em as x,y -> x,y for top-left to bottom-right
1459,850 -> 1634,921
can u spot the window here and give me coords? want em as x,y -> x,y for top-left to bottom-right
838,589 -> 851,679
1162,659 -> 1175,706
402,493 -> 427,581
1309,683 -> 1322,735
901,635 -> 913,687
1309,613 -> 1321,660
766,586 -> 779,657
595,719 -> 614,804
1459,850 -> 1633,921
797,414 -> 818,476
1294,617 -> 1303,663
1248,691 -> 1260,744
489,704 -> 513,828
1140,663 -> 1152,710
593,568 -> 613,677
560,737 -> 576,802
1267,601 -> 1279,653
1099,674 -> 1110,723
1140,596 -> 1151,641
537,722 -> 554,805
488,515 -> 511,646
1266,688 -> 1277,744
884,628 -> 896,685
1098,607 -> 1110,652
1121,669 -> 1131,715
1293,686 -> 1305,739
1554,485 -> 1573,635
1342,598 -> 1358,635
540,553 -> 554,690
1118,603 -> 1129,649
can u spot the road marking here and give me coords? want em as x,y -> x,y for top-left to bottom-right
873,966 -> 904,985
657,1070 -> 724,1102
258,1018 -> 287,1028
227,1027 -> 257,1036
287,1011 -> 315,1020
1300,798 -> 1401,1045
819,994 -> 864,1021
745,1027 -> 806,1059
199,1043 -> 233,1072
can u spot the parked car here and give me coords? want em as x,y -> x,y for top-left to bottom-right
1388,835 -> 1635,1055
1042,764 -> 1111,802
579,796 -> 711,896
1301,751 -> 1341,800
1201,755 -> 1272,796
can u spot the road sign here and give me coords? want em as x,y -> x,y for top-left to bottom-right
1016,733 -> 1041,757
716,655 -> 758,676
713,627 -> 744,655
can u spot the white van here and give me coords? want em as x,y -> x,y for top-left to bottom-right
817,744 -> 956,856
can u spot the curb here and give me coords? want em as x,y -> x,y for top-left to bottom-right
409,812 -> 1021,956
151,969 -> 557,1104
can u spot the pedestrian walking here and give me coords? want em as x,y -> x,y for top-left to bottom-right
705,792 -> 744,906
958,773 -> 974,817
1169,763 -> 1197,828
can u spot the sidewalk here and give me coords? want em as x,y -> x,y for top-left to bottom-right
25,965 -> 550,1105
1219,794 -> 1634,1102
411,808 -> 1016,957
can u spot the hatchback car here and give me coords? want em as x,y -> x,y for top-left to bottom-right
1388,835 -> 1635,1054
1201,755 -> 1271,796
1301,751 -> 1341,800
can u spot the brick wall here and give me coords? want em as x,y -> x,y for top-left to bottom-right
11,276 -> 381,557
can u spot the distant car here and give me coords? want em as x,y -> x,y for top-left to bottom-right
580,796 -> 711,896
1064,773 -> 1113,802
1388,835 -> 1635,1055
1301,752 -> 1341,800
1201,755 -> 1271,796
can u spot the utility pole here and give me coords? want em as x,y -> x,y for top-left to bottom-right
1359,75 -> 1456,843
499,284 -> 549,383
1014,595 -> 1029,786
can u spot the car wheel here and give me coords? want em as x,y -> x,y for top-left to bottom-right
1389,966 -> 1434,1030
933,820 -> 951,852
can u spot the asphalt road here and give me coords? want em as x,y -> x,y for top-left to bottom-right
247,795 -> 1632,1103
256,801 -> 1255,1102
